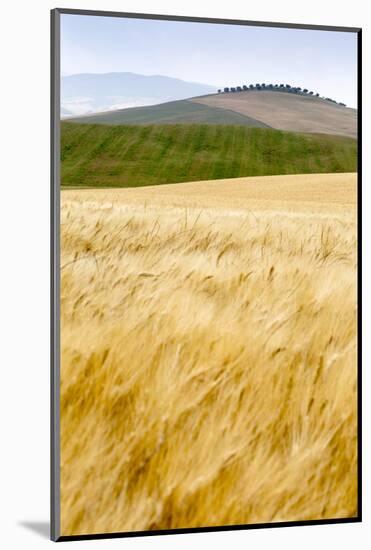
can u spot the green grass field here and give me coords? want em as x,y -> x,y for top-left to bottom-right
61,122 -> 357,188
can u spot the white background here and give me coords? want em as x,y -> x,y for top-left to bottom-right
0,0 -> 368,547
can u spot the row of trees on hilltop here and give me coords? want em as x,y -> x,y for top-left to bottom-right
216,83 -> 346,106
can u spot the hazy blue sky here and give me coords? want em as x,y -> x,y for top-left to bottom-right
61,14 -> 358,107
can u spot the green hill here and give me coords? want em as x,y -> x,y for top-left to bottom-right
67,99 -> 268,127
61,122 -> 357,189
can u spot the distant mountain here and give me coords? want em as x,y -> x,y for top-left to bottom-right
61,72 -> 217,117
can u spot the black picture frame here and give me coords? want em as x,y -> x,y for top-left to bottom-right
51,7 -> 362,542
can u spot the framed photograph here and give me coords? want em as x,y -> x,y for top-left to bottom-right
51,8 -> 361,542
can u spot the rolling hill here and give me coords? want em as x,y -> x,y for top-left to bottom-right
68,99 -> 269,127
67,90 -> 357,138
61,122 -> 357,188
191,91 -> 357,138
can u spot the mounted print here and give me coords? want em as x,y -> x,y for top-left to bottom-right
51,8 -> 361,541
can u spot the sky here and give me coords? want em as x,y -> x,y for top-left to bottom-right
61,14 -> 358,108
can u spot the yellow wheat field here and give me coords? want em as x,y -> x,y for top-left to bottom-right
60,173 -> 358,536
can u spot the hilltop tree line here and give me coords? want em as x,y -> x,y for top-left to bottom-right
216,83 -> 346,106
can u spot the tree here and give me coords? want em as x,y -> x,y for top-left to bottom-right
279,84 -> 284,88
231,87 -> 236,92
218,89 -> 222,93
249,84 -> 254,89
309,91 -> 314,95
315,93 -> 319,97
303,89 -> 308,93
286,84 -> 291,89
224,87 -> 230,93
297,87 -> 302,92
243,85 -> 248,91
237,86 -> 242,92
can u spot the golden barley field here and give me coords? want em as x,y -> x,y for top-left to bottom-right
60,173 -> 358,536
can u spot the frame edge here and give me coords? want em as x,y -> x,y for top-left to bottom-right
51,7 -> 61,543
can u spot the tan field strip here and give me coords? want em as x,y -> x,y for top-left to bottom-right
191,91 -> 357,138
60,172 -> 357,535
62,172 -> 357,216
